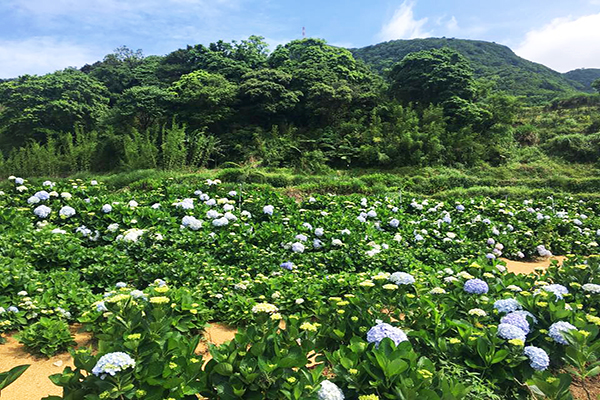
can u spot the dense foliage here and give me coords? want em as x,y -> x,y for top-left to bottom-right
1,175 -> 600,399
350,38 -> 585,101
1,37 -> 598,176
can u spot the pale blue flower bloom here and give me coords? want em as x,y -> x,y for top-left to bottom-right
367,322 -> 408,347
92,352 -> 136,379
524,346 -> 549,371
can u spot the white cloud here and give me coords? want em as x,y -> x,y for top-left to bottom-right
515,13 -> 600,72
0,37 -> 103,79
446,16 -> 458,31
377,1 -> 431,41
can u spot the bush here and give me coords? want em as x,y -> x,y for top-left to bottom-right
17,318 -> 75,357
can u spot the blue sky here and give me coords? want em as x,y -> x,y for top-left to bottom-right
1,0 -> 600,78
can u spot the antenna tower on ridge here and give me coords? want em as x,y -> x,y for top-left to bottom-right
302,27 -> 306,38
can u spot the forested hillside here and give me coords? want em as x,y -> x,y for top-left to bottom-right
563,68 -> 600,92
0,36 -> 599,177
350,38 -> 584,102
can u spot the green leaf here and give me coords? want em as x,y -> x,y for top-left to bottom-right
0,364 -> 30,390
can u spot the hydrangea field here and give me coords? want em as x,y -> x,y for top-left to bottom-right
1,175 -> 600,399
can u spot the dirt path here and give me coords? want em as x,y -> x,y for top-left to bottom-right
501,256 -> 566,274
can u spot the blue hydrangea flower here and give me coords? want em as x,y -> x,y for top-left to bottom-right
548,321 -> 576,345
34,190 -> 50,201
115,282 -> 127,288
280,261 -> 294,271
59,206 -> 76,218
34,205 -> 51,219
7,306 -> 19,313
464,279 -> 489,294
102,204 -> 112,213
388,272 -> 415,285
501,312 -> 530,335
366,322 -> 408,347
513,310 -> 538,324
96,302 -> 108,312
542,284 -> 569,300
523,346 -> 550,371
317,380 -> 345,400
493,299 -> 522,314
497,323 -> 527,341
92,352 -> 136,379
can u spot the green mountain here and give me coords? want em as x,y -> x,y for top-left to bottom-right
563,68 -> 600,92
350,38 -> 585,102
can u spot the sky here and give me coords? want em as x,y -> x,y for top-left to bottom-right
1,0 -> 600,78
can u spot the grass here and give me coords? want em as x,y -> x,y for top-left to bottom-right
23,160 -> 600,200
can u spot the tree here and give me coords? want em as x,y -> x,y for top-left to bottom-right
81,46 -> 148,98
389,47 -> 475,106
268,38 -> 382,126
169,70 -> 237,129
238,69 -> 302,123
157,36 -> 269,84
592,78 -> 600,94
113,86 -> 173,131
0,69 -> 110,151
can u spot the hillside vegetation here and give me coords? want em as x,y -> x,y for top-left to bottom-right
350,38 -> 584,101
0,36 -> 599,178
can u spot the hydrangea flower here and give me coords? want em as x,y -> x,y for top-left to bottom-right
280,261 -> 294,270
536,245 -> 552,257
92,352 -> 136,378
59,206 -> 76,218
175,198 -> 194,210
34,190 -> 50,201
317,380 -> 345,400
295,234 -> 308,242
7,306 -> 19,313
252,302 -> 278,314
223,212 -> 237,221
548,321 -> 576,345
181,216 -> 201,229
512,310 -> 538,324
366,322 -> 408,347
582,283 -> 600,294
388,272 -> 415,286
315,228 -> 324,237
523,346 -> 550,371
118,228 -> 145,242
14,177 -> 24,185
497,323 -> 526,341
34,205 -> 51,219
313,239 -> 323,249
494,299 -> 522,314
464,279 -> 489,294
102,204 -> 112,213
501,312 -> 530,335
128,200 -> 138,208
292,242 -> 305,253
263,205 -> 274,215
389,218 -> 400,228
542,284 -> 568,300
212,217 -> 229,227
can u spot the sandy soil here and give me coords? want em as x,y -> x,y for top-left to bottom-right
501,255 -> 566,274
196,322 -> 238,367
0,325 -> 92,400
